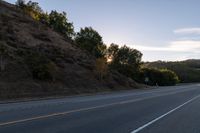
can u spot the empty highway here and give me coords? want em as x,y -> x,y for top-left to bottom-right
0,84 -> 200,133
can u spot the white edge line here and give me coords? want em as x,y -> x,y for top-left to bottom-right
130,94 -> 200,133
0,90 -> 199,127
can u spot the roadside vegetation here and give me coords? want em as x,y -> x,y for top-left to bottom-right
13,0 -> 180,86
144,60 -> 200,83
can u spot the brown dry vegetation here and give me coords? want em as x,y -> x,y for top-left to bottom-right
0,1 -> 142,100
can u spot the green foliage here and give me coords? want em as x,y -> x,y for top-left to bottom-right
108,45 -> 142,80
145,60 -> 200,83
140,68 -> 179,86
14,1 -> 180,86
75,27 -> 105,58
16,1 -> 74,38
48,11 -> 74,38
16,0 -> 43,20
25,52 -> 57,81
38,12 -> 49,25
16,0 -> 26,8
26,1 -> 43,13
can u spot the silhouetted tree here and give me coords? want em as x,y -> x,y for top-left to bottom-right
16,0 -> 26,8
75,27 -> 105,58
48,11 -> 74,38
107,43 -> 119,61
108,45 -> 142,80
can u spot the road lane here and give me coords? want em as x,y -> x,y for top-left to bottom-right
139,94 -> 200,133
0,84 -> 199,133
0,84 -> 197,124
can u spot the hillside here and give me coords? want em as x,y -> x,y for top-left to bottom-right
144,59 -> 200,83
0,1 -> 141,100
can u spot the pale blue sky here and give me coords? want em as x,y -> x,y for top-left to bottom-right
5,0 -> 200,61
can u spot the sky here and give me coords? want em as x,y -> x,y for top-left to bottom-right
5,0 -> 200,61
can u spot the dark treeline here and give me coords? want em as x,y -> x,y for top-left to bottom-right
15,0 -> 179,86
145,60 -> 200,83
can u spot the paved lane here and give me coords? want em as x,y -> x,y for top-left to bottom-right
0,84 -> 199,133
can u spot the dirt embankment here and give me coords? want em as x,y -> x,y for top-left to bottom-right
0,1 -> 143,100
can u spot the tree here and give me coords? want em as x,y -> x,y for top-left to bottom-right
25,1 -> 43,20
38,12 -> 49,25
75,27 -> 104,58
107,43 -> 119,62
16,0 -> 26,8
48,11 -> 74,38
109,45 -> 142,80
16,0 -> 43,21
15,1 -> 74,39
95,57 -> 108,81
26,1 -> 43,13
139,68 -> 179,86
159,69 -> 180,85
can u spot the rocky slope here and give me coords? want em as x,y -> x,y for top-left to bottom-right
0,1 -> 141,99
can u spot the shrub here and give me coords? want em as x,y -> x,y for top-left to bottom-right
140,68 -> 179,86
25,52 -> 57,81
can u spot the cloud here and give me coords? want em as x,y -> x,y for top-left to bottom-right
174,28 -> 200,35
170,40 -> 200,51
133,40 -> 200,52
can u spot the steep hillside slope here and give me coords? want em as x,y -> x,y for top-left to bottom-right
144,60 -> 200,83
0,1 -> 140,99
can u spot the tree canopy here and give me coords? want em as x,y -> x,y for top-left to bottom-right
48,11 -> 74,38
14,0 -> 181,86
108,45 -> 143,80
75,27 -> 105,58
140,68 -> 179,86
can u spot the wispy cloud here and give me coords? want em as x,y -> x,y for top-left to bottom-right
174,28 -> 200,34
134,40 -> 200,52
170,40 -> 200,51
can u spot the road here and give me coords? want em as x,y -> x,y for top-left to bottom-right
0,84 -> 200,133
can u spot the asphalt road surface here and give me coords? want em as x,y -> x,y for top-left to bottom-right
0,84 -> 200,133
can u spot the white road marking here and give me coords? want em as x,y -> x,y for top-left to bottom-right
0,89 -> 199,127
130,94 -> 200,133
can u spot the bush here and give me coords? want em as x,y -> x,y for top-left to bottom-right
25,52 -> 57,81
140,68 -> 179,86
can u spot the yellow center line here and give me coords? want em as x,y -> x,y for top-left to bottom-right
0,102 -> 120,127
0,88 -> 198,127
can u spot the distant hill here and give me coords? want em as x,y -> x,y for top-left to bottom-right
0,1 -> 141,100
144,59 -> 200,83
